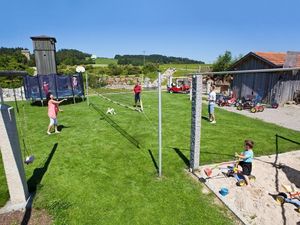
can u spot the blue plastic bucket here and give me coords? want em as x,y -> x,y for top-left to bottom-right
219,188 -> 229,196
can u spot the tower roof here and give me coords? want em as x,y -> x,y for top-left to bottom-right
30,35 -> 56,42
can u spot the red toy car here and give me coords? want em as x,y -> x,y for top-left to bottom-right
168,83 -> 190,93
237,101 -> 264,113
218,97 -> 237,107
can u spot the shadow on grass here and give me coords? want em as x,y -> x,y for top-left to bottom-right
27,143 -> 58,192
89,103 -> 141,149
168,146 -> 234,158
148,149 -> 158,173
173,148 -> 189,167
21,192 -> 35,225
22,143 -> 58,225
57,124 -> 70,132
201,116 -> 210,121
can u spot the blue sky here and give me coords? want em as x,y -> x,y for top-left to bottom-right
1,0 -> 300,63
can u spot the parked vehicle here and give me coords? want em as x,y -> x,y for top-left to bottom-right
168,83 -> 190,94
217,96 -> 237,107
275,185 -> 300,213
236,97 -> 264,113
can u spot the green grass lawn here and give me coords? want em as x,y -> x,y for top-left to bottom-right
159,64 -> 212,77
0,92 -> 299,224
159,63 -> 202,71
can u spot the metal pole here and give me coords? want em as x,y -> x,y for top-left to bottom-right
158,72 -> 162,177
85,72 -> 89,105
36,75 -> 44,106
70,76 -> 76,104
142,51 -> 146,84
177,66 -> 300,74
189,81 -> 192,101
0,87 -> 4,104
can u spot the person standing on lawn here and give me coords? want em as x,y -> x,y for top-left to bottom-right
208,85 -> 216,123
46,92 -> 66,135
133,81 -> 142,107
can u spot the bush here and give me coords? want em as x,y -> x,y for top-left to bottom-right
108,64 -> 123,76
56,49 -> 94,66
143,63 -> 158,74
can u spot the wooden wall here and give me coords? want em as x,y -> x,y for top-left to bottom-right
232,56 -> 300,105
32,39 -> 57,75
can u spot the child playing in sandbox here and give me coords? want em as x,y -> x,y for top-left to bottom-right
235,140 -> 254,186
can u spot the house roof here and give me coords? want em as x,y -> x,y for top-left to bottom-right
254,52 -> 286,66
293,54 -> 300,67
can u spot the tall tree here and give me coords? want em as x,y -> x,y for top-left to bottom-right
212,51 -> 233,72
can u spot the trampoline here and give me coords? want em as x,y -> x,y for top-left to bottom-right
23,74 -> 84,102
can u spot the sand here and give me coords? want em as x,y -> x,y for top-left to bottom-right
195,150 -> 300,225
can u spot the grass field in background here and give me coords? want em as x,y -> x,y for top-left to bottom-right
0,92 -> 299,224
94,57 -> 117,65
159,64 -> 212,77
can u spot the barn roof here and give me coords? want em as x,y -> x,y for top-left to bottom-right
254,52 -> 286,66
297,55 -> 300,67
230,51 -> 300,69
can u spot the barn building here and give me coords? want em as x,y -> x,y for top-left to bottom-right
231,51 -> 300,105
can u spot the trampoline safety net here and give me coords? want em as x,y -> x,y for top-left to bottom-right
23,74 -> 84,101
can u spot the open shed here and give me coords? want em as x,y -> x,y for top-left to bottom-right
231,51 -> 300,105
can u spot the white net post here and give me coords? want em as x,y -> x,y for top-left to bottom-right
0,105 -> 29,205
85,72 -> 89,105
158,72 -> 162,177
190,75 -> 202,171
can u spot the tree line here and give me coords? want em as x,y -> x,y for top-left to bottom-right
56,49 -> 94,65
0,46 -> 242,86
0,47 -> 35,74
115,54 -> 205,66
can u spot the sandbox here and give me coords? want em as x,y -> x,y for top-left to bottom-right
194,151 -> 300,225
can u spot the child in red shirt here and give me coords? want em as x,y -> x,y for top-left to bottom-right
133,82 -> 142,107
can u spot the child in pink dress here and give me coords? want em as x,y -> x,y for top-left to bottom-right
46,93 -> 66,135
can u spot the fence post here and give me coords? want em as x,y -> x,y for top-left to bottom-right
190,75 -> 202,171
0,105 -> 29,206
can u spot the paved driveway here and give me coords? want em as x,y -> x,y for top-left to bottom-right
218,104 -> 300,131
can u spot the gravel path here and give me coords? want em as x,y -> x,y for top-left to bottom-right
218,105 -> 300,131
